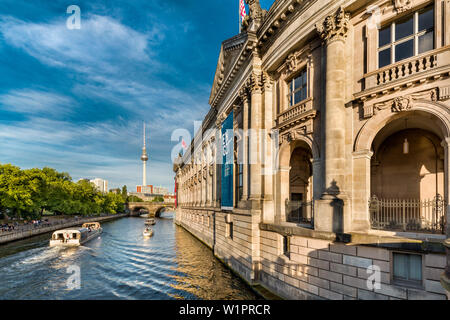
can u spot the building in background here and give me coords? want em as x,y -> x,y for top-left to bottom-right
153,186 -> 169,195
90,178 -> 108,193
136,185 -> 153,194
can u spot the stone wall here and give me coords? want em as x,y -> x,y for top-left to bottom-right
176,209 -> 447,300
259,230 -> 447,300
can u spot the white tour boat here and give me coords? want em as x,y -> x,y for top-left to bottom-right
145,218 -> 156,226
143,228 -> 153,237
49,222 -> 103,247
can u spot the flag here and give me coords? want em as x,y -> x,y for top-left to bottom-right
240,0 -> 247,21
181,139 -> 187,150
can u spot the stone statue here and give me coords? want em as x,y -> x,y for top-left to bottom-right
242,0 -> 267,32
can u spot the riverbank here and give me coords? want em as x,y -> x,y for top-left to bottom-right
0,213 -> 127,244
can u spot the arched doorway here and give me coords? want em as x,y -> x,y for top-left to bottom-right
286,144 -> 313,226
369,113 -> 446,233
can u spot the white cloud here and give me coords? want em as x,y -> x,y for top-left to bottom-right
0,13 -> 210,191
0,117 -> 174,190
0,14 -> 158,74
0,89 -> 75,116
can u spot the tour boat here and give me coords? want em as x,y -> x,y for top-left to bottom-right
49,222 -> 103,246
145,218 -> 156,226
143,228 -> 153,237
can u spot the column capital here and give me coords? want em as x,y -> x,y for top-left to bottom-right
249,72 -> 263,94
441,137 -> 450,149
352,149 -> 374,160
316,6 -> 350,45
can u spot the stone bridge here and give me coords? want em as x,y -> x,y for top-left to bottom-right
127,202 -> 175,217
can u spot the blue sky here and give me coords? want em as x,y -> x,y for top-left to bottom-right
0,0 -> 275,191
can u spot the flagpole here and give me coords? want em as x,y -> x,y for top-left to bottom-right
239,0 -> 241,33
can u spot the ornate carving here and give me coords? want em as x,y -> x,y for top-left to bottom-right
393,0 -> 412,13
215,112 -> 227,128
250,72 -> 263,93
285,53 -> 297,75
239,86 -> 250,103
233,104 -> 242,114
316,7 -> 350,44
262,71 -> 273,90
245,0 -> 264,19
392,96 -> 411,112
362,88 -> 439,118
279,120 -> 314,145
242,0 -> 266,31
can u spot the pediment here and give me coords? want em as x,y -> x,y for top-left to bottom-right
209,33 -> 248,105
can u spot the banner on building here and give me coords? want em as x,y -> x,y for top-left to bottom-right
221,113 -> 234,210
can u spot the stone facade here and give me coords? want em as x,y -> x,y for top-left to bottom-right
174,0 -> 450,299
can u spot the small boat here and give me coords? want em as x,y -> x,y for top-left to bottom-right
145,218 -> 156,226
143,228 -> 153,237
49,222 -> 103,247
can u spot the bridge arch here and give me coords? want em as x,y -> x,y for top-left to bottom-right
127,202 -> 174,217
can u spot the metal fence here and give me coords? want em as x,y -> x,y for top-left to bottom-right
285,200 -> 314,227
369,195 -> 447,233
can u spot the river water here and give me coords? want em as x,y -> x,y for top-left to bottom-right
0,214 -> 260,300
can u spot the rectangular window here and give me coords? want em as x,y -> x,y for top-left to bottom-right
229,222 -> 233,240
288,69 -> 308,107
283,236 -> 290,258
393,252 -> 423,287
378,5 -> 434,68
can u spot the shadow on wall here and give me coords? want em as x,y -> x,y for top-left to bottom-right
324,179 -> 344,235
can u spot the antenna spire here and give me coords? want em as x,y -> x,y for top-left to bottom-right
143,122 -> 146,148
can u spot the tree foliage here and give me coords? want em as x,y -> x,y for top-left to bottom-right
0,164 -> 126,218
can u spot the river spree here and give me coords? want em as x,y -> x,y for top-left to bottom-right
0,214 -> 260,300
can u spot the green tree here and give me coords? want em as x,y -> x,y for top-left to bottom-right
121,185 -> 128,201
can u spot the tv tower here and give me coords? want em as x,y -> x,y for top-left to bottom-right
141,122 -> 148,187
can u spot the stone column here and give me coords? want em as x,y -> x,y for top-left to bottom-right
314,7 -> 350,233
441,138 -> 450,297
441,138 -> 450,235
239,87 -> 250,202
214,123 -> 222,208
248,68 -> 263,208
275,165 -> 290,224
351,150 -> 373,231
211,140 -> 216,207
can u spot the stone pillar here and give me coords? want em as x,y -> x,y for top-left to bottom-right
240,87 -> 250,202
211,140 -> 217,207
248,69 -> 263,207
351,150 -> 373,232
441,138 -> 450,298
275,165 -> 290,224
314,7 -> 350,233
262,72 -> 274,192
214,124 -> 222,208
444,0 -> 450,47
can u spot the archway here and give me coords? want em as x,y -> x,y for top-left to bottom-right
155,206 -> 174,218
369,112 -> 446,233
132,207 -> 149,216
275,138 -> 316,226
287,146 -> 313,224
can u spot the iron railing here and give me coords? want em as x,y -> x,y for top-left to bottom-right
285,200 -> 314,227
369,195 -> 447,234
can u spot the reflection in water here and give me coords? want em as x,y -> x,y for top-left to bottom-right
0,215 -> 260,300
